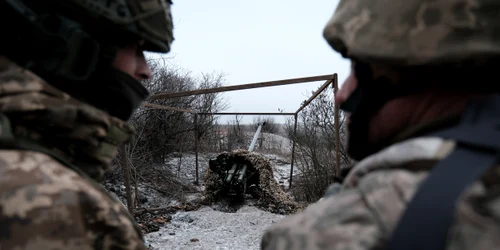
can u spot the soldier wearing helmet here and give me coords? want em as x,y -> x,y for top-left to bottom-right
262,0 -> 500,249
0,0 -> 173,249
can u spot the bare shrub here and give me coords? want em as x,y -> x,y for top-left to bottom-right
226,114 -> 246,151
105,60 -> 228,207
287,87 -> 352,202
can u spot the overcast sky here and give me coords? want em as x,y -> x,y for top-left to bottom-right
148,0 -> 350,124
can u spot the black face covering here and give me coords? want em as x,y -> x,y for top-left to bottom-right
340,62 -> 413,160
75,68 -> 150,120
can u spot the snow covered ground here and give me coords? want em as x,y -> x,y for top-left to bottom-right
144,206 -> 285,250
140,149 -> 296,250
263,153 -> 300,189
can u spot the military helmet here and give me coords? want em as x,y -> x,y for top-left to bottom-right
323,0 -> 500,66
2,0 -> 174,120
50,0 -> 174,53
3,0 -> 174,79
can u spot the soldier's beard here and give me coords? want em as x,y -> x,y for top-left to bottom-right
340,68 -> 397,160
345,101 -> 402,161
341,61 -> 423,160
345,104 -> 382,161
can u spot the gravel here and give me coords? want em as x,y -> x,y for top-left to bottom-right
144,205 -> 285,250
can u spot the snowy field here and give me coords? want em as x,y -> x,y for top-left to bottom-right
145,206 -> 284,250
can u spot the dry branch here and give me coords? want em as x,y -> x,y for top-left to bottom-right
134,203 -> 201,216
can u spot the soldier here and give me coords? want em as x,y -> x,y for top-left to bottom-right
0,0 -> 173,249
262,0 -> 500,249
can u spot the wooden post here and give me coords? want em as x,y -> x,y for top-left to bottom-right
194,113 -> 199,185
333,74 -> 341,177
289,113 -> 298,189
120,144 -> 134,214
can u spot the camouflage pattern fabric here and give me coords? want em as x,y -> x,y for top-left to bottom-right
64,0 -> 174,53
261,137 -> 500,250
0,56 -> 133,180
204,149 -> 302,214
0,56 -> 147,250
323,0 -> 500,66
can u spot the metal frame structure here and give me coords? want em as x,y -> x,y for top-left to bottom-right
131,73 -> 341,192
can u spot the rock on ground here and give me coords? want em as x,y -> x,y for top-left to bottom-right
144,205 -> 284,250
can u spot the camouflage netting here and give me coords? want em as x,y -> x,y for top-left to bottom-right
204,149 -> 302,214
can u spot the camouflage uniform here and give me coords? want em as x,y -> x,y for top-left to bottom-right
0,56 -> 148,250
261,0 -> 500,249
0,0 -> 173,249
262,136 -> 500,249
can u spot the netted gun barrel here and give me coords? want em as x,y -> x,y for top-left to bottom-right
204,149 -> 301,214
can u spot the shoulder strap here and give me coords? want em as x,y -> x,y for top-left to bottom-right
386,94 -> 500,250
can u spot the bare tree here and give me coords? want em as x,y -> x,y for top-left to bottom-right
226,114 -> 245,151
252,116 -> 279,134
193,72 -> 229,151
127,62 -> 228,164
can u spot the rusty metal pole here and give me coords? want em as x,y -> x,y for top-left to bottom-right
194,113 -> 199,185
289,113 -> 298,189
333,74 -> 341,177
120,144 -> 134,214
151,74 -> 335,100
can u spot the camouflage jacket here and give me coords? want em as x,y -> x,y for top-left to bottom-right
0,56 -> 148,250
261,137 -> 500,250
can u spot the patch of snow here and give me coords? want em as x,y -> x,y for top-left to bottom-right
164,154 -> 216,186
253,132 -> 293,155
144,205 -> 284,250
224,131 -> 294,156
104,181 -> 178,208
139,184 -> 181,208
262,153 -> 301,190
